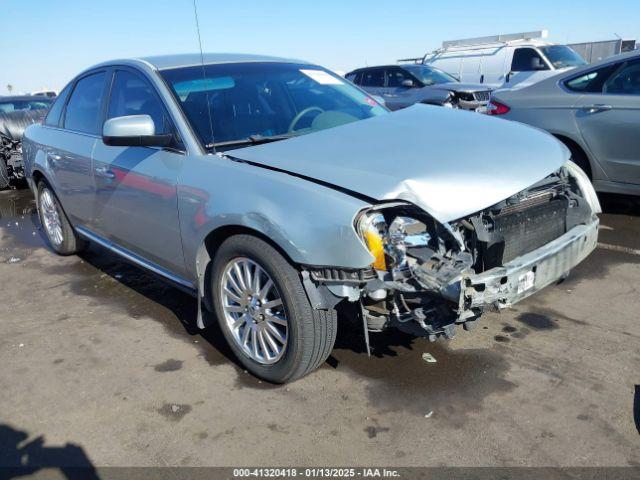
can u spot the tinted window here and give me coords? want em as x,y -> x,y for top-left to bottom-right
0,99 -> 52,113
511,48 -> 548,72
604,60 -> 640,95
564,64 -> 618,93
360,69 -> 385,87
386,68 -> 414,87
107,70 -> 169,133
45,84 -> 72,126
161,63 -> 386,148
539,46 -> 587,69
64,72 -> 106,134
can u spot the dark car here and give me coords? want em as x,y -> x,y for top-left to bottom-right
346,64 -> 491,111
0,96 -> 52,188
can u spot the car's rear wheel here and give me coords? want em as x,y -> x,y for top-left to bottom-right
211,234 -> 337,383
37,181 -> 86,255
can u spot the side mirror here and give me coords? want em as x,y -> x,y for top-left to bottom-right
102,115 -> 173,147
401,79 -> 415,88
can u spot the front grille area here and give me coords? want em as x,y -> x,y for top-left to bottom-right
474,193 -> 569,271
473,91 -> 491,102
493,198 -> 567,263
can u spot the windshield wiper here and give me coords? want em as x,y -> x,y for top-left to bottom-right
209,133 -> 296,150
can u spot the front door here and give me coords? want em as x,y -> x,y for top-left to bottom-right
575,59 -> 640,184
92,68 -> 187,277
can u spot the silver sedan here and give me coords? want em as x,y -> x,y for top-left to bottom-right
487,50 -> 640,196
23,54 -> 600,383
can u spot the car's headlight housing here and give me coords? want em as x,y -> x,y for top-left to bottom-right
564,160 -> 601,214
356,207 -> 433,272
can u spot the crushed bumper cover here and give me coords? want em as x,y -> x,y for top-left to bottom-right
463,218 -> 599,310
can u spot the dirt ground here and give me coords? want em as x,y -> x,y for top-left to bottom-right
0,188 -> 638,469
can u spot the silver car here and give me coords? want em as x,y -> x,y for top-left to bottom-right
23,54 -> 600,383
486,50 -> 640,196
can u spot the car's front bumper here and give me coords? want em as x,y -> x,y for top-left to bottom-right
463,218 -> 599,310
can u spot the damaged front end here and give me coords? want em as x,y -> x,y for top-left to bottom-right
307,161 -> 600,341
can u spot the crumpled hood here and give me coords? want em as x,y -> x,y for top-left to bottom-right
231,104 -> 569,223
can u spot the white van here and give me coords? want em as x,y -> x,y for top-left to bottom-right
422,31 -> 587,89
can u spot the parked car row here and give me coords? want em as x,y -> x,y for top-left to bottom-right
22,53 -> 601,382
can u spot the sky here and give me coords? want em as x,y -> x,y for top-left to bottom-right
2,0 -> 639,95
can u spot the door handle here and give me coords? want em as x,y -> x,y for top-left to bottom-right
95,166 -> 115,179
582,104 -> 612,114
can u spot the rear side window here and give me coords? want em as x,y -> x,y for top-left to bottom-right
511,48 -> 548,72
564,64 -> 618,93
45,84 -> 72,127
360,69 -> 385,87
604,60 -> 640,95
64,72 -> 107,134
107,70 -> 170,134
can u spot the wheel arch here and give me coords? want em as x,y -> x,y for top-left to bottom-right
194,224 -> 300,329
551,133 -> 593,179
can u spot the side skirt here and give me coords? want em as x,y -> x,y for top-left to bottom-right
75,226 -> 197,297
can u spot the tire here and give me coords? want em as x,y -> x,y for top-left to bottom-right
211,234 -> 337,383
0,161 -> 9,190
37,181 -> 87,255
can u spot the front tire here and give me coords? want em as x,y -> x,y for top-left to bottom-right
37,181 -> 86,255
211,234 -> 337,383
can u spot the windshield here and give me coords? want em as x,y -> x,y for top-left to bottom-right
161,62 -> 387,149
539,46 -> 587,69
0,99 -> 52,113
405,65 -> 458,85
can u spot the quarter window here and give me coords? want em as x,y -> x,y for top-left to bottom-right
45,84 -> 72,127
511,48 -> 548,72
107,70 -> 169,133
564,64 -> 619,93
64,72 -> 107,134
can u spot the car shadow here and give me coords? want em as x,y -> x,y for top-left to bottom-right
0,423 -> 99,479
598,192 -> 640,217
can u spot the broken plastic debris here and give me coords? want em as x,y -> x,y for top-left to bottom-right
7,256 -> 21,264
424,411 -> 433,418
170,404 -> 181,413
18,344 -> 24,348
421,352 -> 437,363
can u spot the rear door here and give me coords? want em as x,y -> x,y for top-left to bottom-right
48,70 -> 108,226
358,68 -> 387,99
91,67 -> 187,276
574,59 -> 640,184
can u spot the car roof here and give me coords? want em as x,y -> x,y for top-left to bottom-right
0,95 -> 52,102
91,53 -> 311,72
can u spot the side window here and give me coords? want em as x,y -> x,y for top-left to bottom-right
604,60 -> 640,95
360,69 -> 385,87
511,48 -> 548,72
107,70 -> 169,133
345,72 -> 357,83
564,64 -> 618,93
386,68 -> 413,87
63,72 -> 107,134
44,83 -> 72,127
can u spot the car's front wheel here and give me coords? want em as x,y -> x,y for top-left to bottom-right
37,181 -> 86,255
211,234 -> 337,383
